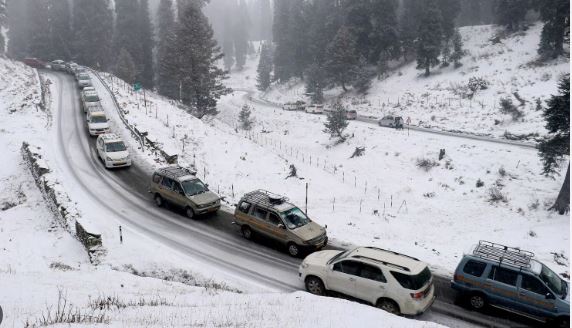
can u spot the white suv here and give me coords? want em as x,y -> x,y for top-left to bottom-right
96,134 -> 131,168
299,247 -> 435,316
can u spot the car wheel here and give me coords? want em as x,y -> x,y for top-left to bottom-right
305,276 -> 326,296
554,317 -> 569,328
468,293 -> 486,311
154,194 -> 164,207
287,243 -> 300,257
377,299 -> 400,315
185,207 -> 195,220
241,226 -> 252,240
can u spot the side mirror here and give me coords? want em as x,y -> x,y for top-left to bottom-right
278,224 -> 285,229
546,292 -> 555,300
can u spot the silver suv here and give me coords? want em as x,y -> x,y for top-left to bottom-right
150,166 -> 220,219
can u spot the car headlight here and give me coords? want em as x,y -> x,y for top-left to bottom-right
106,156 -> 112,161
301,262 -> 309,269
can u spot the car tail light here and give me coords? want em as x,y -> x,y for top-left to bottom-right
410,291 -> 425,299
453,274 -> 460,281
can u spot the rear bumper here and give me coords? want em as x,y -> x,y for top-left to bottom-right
415,295 -> 436,315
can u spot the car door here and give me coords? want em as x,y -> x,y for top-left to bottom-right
250,206 -> 270,236
354,263 -> 388,304
96,138 -> 104,159
170,182 -> 187,208
518,274 -> 558,317
266,212 -> 288,243
327,260 -> 361,298
485,266 -> 521,309
159,176 -> 176,203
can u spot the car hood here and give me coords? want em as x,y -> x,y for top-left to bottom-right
291,221 -> 325,240
303,250 -> 342,267
188,191 -> 219,205
88,122 -> 109,129
106,150 -> 129,160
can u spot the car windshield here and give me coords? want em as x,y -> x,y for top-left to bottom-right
91,115 -> 107,123
540,263 -> 565,296
181,179 -> 208,196
79,74 -> 90,80
85,95 -> 99,102
391,267 -> 432,290
105,141 -> 126,152
280,207 -> 311,229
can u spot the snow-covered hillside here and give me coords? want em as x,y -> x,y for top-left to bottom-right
259,23 -> 569,140
0,58 -> 448,327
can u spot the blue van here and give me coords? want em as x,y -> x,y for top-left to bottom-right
451,241 -> 569,327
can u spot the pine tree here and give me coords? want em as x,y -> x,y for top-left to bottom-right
370,0 -> 400,66
537,0 -> 569,59
73,0 -> 113,69
238,104 -> 254,130
176,2 -> 231,117
495,0 -> 529,32
234,0 -> 249,70
342,0 -> 372,62
0,0 -> 4,55
256,41 -> 273,91
305,62 -> 325,104
137,0 -> 155,88
450,29 -> 464,68
323,102 -> 349,142
325,26 -> 359,91
416,0 -> 443,77
437,0 -> 461,67
47,0 -> 72,60
222,17 -> 235,70
352,56 -> 373,94
156,0 -> 178,98
113,0 -> 140,76
259,0 -> 272,41
27,0 -> 51,60
6,0 -> 29,59
115,48 -> 137,84
273,0 -> 295,82
538,75 -> 570,214
399,0 -> 423,61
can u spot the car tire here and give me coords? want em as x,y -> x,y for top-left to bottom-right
287,242 -> 301,257
185,207 -> 195,220
553,316 -> 569,328
468,293 -> 487,311
305,276 -> 326,296
241,226 -> 253,240
154,194 -> 164,207
377,298 -> 401,315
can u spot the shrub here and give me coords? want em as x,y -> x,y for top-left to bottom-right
476,179 -> 484,188
416,158 -> 439,172
499,97 -> 523,120
467,77 -> 489,97
488,187 -> 508,203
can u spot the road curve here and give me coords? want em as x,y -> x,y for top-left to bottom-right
46,71 -> 537,327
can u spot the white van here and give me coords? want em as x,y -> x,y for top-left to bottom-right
86,108 -> 110,136
306,104 -> 324,114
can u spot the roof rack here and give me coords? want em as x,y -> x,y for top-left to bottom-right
352,255 -> 411,272
364,247 -> 420,261
472,240 -> 535,270
158,165 -> 197,179
242,190 -> 290,208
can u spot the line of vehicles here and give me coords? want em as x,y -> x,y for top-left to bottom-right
282,101 -> 405,128
44,59 -> 568,326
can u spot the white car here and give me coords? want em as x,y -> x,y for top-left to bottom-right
299,247 -> 435,316
86,109 -> 110,136
96,134 -> 131,168
306,104 -> 324,114
77,72 -> 92,88
81,90 -> 100,112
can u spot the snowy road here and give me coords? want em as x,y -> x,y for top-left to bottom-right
240,90 -> 537,150
46,71 -> 537,328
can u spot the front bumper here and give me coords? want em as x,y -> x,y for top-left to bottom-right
306,236 -> 328,250
196,204 -> 220,215
89,128 -> 110,136
105,159 -> 132,168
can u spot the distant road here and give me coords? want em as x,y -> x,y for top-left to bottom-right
235,88 -> 537,150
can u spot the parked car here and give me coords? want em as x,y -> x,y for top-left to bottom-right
282,102 -> 298,111
150,166 -> 220,219
86,108 -> 110,136
84,102 -> 104,115
81,90 -> 100,112
378,115 -> 404,129
23,58 -> 46,69
345,109 -> 358,120
50,59 -> 66,71
233,190 -> 327,257
299,246 -> 435,315
66,62 -> 78,74
306,104 -> 324,114
77,72 -> 92,88
451,241 -> 569,327
96,133 -> 132,169
75,66 -> 87,79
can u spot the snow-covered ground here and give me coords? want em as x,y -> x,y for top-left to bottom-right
0,58 -> 448,327
91,31 -> 568,282
259,23 -> 569,140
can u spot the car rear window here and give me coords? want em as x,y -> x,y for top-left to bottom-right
463,260 -> 487,277
488,266 -> 518,286
391,267 -> 432,290
360,264 -> 386,283
152,174 -> 161,184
